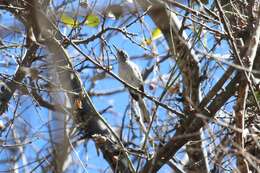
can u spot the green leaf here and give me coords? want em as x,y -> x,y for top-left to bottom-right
85,14 -> 100,27
152,28 -> 162,40
61,14 -> 78,27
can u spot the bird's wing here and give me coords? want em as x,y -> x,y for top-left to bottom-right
126,61 -> 145,99
127,61 -> 143,86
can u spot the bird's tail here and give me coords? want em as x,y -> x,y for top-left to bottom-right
138,98 -> 150,123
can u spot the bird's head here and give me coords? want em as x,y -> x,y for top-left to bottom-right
113,45 -> 128,62
117,50 -> 128,62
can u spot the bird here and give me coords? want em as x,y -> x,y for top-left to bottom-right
116,49 -> 150,123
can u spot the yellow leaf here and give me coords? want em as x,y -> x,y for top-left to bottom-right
61,14 -> 78,27
142,39 -> 152,46
85,14 -> 100,27
152,28 -> 162,40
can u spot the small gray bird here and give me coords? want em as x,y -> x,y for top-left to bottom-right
116,49 -> 150,123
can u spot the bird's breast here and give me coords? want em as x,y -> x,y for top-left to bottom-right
118,62 -> 141,88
